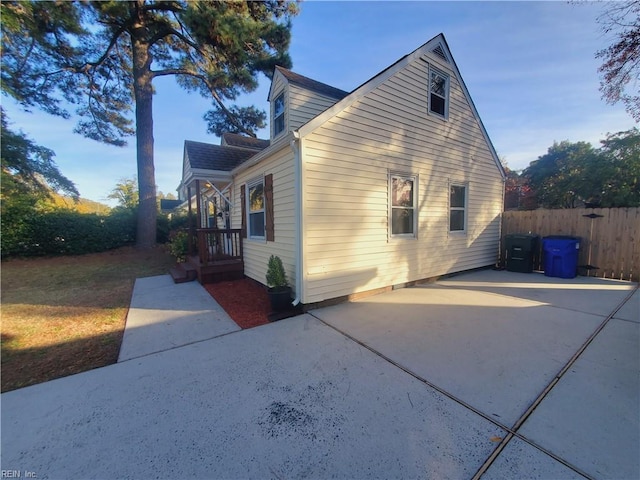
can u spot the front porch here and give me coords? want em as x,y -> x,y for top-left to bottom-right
170,228 -> 244,284
174,138 -> 270,285
186,228 -> 244,284
175,168 -> 244,284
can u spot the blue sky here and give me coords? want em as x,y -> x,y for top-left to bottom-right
2,1 -> 635,206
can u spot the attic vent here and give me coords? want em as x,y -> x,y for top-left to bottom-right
432,44 -> 448,62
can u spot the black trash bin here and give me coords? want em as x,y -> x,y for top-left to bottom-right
505,234 -> 539,273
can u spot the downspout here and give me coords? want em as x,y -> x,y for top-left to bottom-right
291,131 -> 302,306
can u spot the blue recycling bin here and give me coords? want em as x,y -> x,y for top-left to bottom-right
542,236 -> 580,279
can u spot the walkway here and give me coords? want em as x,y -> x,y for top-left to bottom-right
2,270 -> 638,479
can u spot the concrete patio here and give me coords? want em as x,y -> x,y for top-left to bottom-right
1,270 -> 638,479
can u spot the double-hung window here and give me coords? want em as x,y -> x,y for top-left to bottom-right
429,68 -> 449,118
273,92 -> 285,137
390,174 -> 417,237
247,178 -> 265,239
449,184 -> 467,232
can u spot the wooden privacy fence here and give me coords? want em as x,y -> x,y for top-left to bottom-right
501,208 -> 640,282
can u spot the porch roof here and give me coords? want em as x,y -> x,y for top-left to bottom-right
180,137 -> 272,199
185,140 -> 258,171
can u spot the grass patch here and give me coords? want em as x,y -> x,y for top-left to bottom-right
1,246 -> 175,392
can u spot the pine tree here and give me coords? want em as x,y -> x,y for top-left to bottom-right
1,0 -> 297,247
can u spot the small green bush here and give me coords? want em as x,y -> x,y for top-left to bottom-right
266,255 -> 288,289
167,230 -> 189,262
157,212 -> 189,244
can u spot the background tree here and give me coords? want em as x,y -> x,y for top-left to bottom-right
157,191 -> 177,201
1,110 -> 79,200
596,128 -> 640,206
503,167 -> 535,210
107,177 -> 140,210
523,141 -> 598,208
596,0 -> 640,122
1,0 -> 298,248
204,105 -> 267,137
1,109 -> 79,252
522,129 -> 640,208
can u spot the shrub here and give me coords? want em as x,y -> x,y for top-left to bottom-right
157,212 -> 189,244
167,230 -> 189,262
266,255 -> 288,290
1,209 -> 136,257
1,207 -> 193,258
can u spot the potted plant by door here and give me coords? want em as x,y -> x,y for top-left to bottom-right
266,255 -> 292,311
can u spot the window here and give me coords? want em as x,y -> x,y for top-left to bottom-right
247,178 -> 265,238
390,174 -> 417,236
429,68 -> 449,117
273,92 -> 285,136
449,184 -> 467,232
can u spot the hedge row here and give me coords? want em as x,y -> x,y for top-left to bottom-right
1,209 -> 189,257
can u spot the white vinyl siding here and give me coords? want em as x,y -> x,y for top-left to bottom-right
269,73 -> 287,140
289,83 -> 342,131
300,52 -> 503,304
232,145 -> 297,292
269,70 -> 344,140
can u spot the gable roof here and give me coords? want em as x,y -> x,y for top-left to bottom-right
272,66 -> 350,101
184,140 -> 257,172
221,132 -> 270,150
295,33 -> 505,179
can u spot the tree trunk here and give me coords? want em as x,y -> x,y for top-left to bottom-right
131,3 -> 156,249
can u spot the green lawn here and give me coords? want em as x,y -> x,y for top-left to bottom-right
1,246 -> 175,392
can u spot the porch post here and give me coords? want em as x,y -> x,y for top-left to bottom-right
196,180 -> 202,228
187,185 -> 194,257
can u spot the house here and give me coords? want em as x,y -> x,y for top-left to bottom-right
177,33 -> 505,305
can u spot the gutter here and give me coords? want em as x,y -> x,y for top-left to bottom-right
290,131 -> 302,306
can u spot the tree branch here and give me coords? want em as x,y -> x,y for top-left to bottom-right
71,22 -> 130,72
151,67 -> 257,137
141,2 -> 183,14
153,25 -> 202,53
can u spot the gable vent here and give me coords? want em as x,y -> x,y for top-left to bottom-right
431,44 -> 448,62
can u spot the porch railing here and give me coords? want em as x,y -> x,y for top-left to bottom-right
196,228 -> 243,265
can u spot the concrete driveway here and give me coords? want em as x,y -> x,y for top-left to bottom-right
2,270 -> 638,479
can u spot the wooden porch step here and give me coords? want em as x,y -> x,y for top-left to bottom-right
199,260 -> 244,284
169,263 -> 198,284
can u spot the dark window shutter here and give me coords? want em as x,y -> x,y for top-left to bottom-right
265,174 -> 274,241
240,184 -> 247,238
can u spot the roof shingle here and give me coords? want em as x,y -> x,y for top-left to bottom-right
184,140 -> 257,172
275,66 -> 349,100
221,132 -> 270,150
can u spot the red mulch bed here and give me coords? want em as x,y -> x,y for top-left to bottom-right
204,278 -> 271,329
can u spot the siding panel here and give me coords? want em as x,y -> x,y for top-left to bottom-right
301,51 -> 504,303
232,146 -> 297,291
289,84 -> 342,131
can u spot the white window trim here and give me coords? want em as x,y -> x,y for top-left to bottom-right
449,182 -> 468,235
246,176 -> 266,241
273,91 -> 285,138
389,172 -> 418,239
428,66 -> 449,120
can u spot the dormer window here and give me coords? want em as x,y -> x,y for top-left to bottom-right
273,92 -> 285,136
